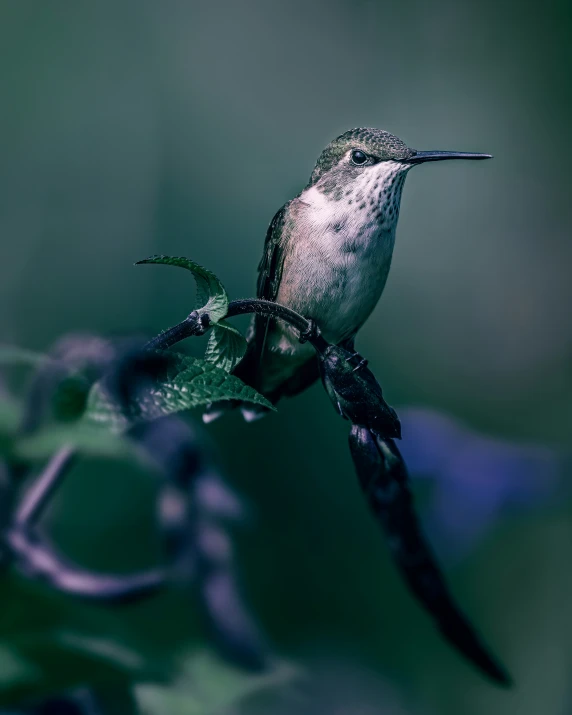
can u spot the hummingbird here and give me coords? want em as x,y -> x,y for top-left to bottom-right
199,130 -> 510,685
205,127 -> 491,421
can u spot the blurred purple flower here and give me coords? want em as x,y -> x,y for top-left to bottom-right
398,407 -> 564,560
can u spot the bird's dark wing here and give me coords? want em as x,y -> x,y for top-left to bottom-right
349,426 -> 511,686
256,201 -> 290,302
235,203 -> 290,391
233,199 -> 319,403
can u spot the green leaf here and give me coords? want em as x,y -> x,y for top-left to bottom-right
0,397 -> 21,458
0,346 -> 101,427
0,631 -> 158,706
0,398 -> 20,436
0,345 -> 51,367
51,373 -> 93,422
0,576 -> 171,706
86,352 -> 274,429
15,423 -> 136,461
204,320 -> 247,373
137,650 -> 299,715
136,256 -> 229,323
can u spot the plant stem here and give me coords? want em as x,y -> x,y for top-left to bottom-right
145,298 -> 330,353
144,311 -> 207,351
7,524 -> 165,601
226,298 -> 310,333
14,445 -> 76,527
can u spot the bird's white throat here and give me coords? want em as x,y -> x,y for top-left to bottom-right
275,160 -> 411,346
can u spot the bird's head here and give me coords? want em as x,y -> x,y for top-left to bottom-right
307,127 -> 491,227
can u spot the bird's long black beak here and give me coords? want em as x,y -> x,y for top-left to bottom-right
404,150 -> 493,164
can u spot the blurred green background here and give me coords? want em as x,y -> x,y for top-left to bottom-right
1,0 -> 572,712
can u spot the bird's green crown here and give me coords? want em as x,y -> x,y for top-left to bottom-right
308,127 -> 414,186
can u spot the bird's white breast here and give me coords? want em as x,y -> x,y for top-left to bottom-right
276,165 -> 406,347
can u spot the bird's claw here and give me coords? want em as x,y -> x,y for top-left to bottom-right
299,319 -> 321,344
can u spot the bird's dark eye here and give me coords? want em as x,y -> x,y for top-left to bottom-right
350,150 -> 368,166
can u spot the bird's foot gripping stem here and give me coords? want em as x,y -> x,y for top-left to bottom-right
299,319 -> 321,344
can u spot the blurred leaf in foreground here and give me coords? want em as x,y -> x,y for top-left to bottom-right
0,347 -> 51,369
0,628 -> 165,707
0,570 -> 179,707
14,423 -> 136,462
137,650 -> 298,715
0,398 -> 20,458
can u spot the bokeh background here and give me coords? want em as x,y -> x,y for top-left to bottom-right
1,0 -> 572,713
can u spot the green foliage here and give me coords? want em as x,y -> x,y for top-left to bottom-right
135,254 -> 254,377
15,423 -> 136,461
0,631 -> 151,706
86,351 -> 273,430
50,373 -> 93,422
0,345 -> 51,368
204,320 -> 248,373
136,256 -> 229,324
0,577 -> 169,707
137,651 -> 298,715
0,259 -> 269,458
0,397 -> 20,457
0,250 -> 270,441
0,344 -> 95,425
0,259 -> 291,711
